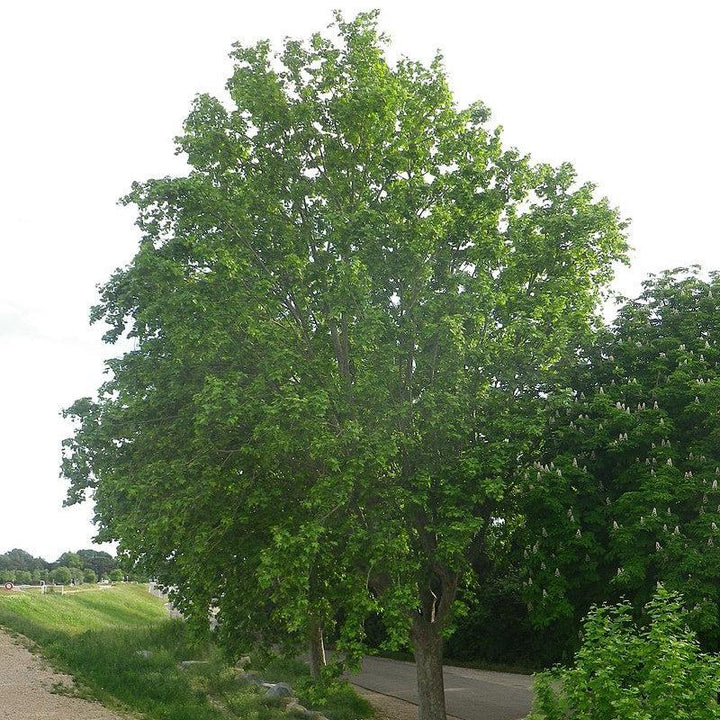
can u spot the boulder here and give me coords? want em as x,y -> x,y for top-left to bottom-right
286,701 -> 314,718
135,650 -> 152,659
286,701 -> 325,719
265,682 -> 294,699
236,670 -> 263,686
285,705 -> 329,720
235,655 -> 252,669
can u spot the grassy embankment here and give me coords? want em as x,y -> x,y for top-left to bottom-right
0,584 -> 371,720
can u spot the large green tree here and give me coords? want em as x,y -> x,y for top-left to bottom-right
62,13 -> 627,719
56,551 -> 83,569
76,549 -> 116,579
519,268 -> 720,652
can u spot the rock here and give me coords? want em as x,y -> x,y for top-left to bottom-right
235,655 -> 251,669
286,702 -> 329,719
236,670 -> 263,686
179,660 -> 210,669
135,650 -> 152,658
265,682 -> 294,699
286,701 -> 315,718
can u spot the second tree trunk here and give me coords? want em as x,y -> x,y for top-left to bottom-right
308,618 -> 326,680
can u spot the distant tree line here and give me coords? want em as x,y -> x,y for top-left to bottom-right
0,548 -> 129,585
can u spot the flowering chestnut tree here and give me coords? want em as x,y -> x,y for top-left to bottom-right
520,268 -> 720,650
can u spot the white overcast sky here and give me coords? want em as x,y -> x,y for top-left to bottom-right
1,1 -> 718,561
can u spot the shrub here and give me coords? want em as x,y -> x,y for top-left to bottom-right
531,587 -> 720,719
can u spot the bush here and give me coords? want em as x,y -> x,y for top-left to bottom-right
531,587 -> 720,719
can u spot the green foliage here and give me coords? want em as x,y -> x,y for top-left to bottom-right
0,585 -> 222,719
51,566 -> 73,585
61,12 -> 627,706
258,655 -> 372,720
57,551 -> 83,569
0,585 -> 372,720
519,268 -> 720,652
108,569 -> 124,582
530,588 -> 720,720
0,548 -> 116,584
444,573 -> 546,669
0,548 -> 48,574
13,570 -> 33,585
76,549 -> 116,578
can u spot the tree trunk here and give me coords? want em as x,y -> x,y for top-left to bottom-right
308,617 -> 326,681
411,617 -> 447,720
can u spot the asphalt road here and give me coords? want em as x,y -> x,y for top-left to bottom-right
349,656 -> 533,720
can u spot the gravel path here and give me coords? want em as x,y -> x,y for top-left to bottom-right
0,627 -> 125,719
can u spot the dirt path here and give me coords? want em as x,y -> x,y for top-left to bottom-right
0,627 -> 125,720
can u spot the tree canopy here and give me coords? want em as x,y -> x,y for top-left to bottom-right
0,548 -> 46,573
520,267 -> 720,651
62,12 -> 627,719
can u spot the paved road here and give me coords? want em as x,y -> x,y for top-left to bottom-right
350,656 -> 533,720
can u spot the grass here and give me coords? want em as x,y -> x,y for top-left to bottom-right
260,657 -> 373,720
0,584 -> 223,719
0,584 -> 167,635
0,584 -> 372,720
